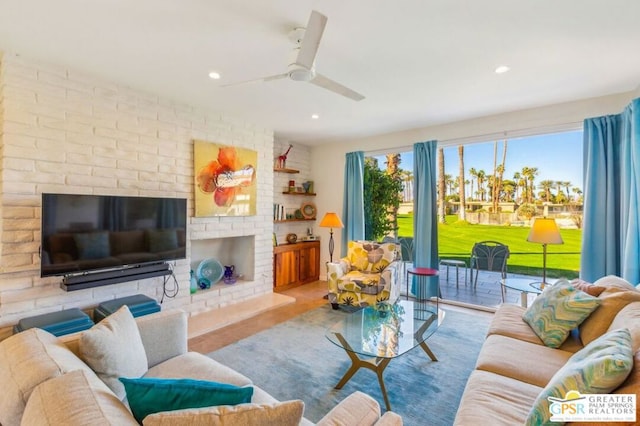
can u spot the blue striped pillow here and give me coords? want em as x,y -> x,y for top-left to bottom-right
523,279 -> 601,348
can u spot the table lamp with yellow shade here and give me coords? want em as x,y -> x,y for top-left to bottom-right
527,217 -> 563,288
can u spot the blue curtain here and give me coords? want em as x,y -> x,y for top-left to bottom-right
342,151 -> 365,256
412,141 -> 440,298
581,98 -> 640,284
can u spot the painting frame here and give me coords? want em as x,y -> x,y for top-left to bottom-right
194,140 -> 258,217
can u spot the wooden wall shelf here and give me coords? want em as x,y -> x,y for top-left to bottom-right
274,218 -> 316,223
273,168 -> 300,174
281,192 -> 316,196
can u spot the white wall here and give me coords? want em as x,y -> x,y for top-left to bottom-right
310,91 -> 638,274
0,52 -> 275,338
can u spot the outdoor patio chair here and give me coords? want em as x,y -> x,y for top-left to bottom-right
469,240 -> 510,289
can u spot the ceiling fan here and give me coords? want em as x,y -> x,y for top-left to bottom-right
223,10 -> 365,101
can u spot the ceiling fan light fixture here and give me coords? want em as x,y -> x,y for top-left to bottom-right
288,65 -> 315,82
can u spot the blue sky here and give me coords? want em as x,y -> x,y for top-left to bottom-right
377,130 -> 584,190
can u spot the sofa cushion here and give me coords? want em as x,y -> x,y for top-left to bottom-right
453,370 -> 542,426
315,390 -> 381,426
146,352 -> 253,387
142,400 -> 305,426
522,279 -> 601,348
475,334 -> 573,388
0,327 -> 93,426
526,328 -> 634,426
580,289 -> 640,346
593,275 -> 638,294
79,305 -> 149,400
608,302 -> 640,351
21,370 -> 137,426
120,377 -> 253,423
570,278 -> 606,296
488,304 -> 583,352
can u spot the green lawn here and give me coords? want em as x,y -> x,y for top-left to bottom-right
397,214 -> 581,279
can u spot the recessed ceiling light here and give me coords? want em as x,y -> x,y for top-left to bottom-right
494,65 -> 510,74
311,114 -> 319,119
208,71 -> 221,80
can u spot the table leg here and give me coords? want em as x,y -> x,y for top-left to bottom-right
520,291 -> 528,308
333,333 -> 394,411
414,314 -> 438,361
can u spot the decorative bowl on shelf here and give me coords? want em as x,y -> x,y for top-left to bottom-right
196,258 -> 224,287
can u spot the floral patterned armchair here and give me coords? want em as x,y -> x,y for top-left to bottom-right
327,240 -> 401,309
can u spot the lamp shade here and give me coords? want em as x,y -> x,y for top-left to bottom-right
527,218 -> 563,245
319,212 -> 344,228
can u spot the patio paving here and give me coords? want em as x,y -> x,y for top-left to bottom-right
400,263 -> 543,310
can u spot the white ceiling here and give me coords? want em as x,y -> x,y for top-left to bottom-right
1,0 -> 639,145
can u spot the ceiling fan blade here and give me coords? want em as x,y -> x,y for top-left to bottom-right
296,10 -> 327,69
263,73 -> 288,82
310,74 -> 365,101
220,73 -> 288,87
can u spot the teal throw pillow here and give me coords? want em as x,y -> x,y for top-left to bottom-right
73,232 -> 110,259
526,328 -> 633,425
146,229 -> 178,253
522,279 -> 601,348
119,377 -> 253,423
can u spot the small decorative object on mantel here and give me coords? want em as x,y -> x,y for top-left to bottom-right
223,265 -> 236,284
286,233 -> 298,244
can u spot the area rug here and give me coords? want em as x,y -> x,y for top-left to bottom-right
208,304 -> 491,426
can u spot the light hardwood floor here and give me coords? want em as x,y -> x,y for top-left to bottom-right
187,280 -> 495,354
188,280 -> 328,354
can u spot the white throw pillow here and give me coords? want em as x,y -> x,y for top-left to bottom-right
79,305 -> 148,399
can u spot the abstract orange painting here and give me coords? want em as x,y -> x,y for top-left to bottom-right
194,140 -> 257,217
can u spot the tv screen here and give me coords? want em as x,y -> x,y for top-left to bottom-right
41,193 -> 187,277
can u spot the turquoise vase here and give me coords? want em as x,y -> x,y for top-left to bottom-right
190,270 -> 198,294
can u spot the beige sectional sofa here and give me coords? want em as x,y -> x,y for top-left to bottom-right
454,275 -> 640,425
0,306 -> 402,426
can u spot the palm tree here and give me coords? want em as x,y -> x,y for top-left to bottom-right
523,167 -> 539,203
561,181 -> 572,201
477,170 -> 487,201
539,180 -> 555,202
495,140 -> 508,209
445,174 -> 455,196
458,145 -> 466,221
468,167 -> 478,201
512,171 -> 521,203
437,147 -> 446,223
502,179 -> 516,202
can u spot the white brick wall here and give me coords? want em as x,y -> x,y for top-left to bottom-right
273,141 -> 317,244
0,52 -> 275,337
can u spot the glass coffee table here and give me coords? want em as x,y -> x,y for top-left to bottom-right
325,299 -> 444,411
500,278 -> 548,307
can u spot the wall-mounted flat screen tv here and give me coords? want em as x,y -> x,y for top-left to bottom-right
41,193 -> 187,278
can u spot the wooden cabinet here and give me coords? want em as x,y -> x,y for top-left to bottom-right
273,241 -> 320,287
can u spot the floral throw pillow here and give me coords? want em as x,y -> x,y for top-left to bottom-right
522,279 -> 601,348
